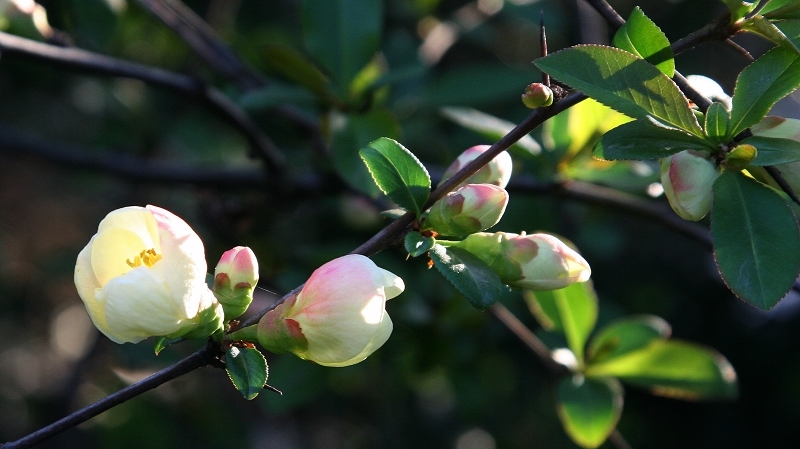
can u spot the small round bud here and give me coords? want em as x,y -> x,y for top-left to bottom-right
522,83 -> 554,109
660,150 -> 720,221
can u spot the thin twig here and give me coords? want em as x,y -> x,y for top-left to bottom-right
490,303 -> 569,377
0,31 -> 286,173
134,0 -> 264,90
0,344 -> 219,449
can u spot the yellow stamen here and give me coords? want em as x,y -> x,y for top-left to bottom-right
126,248 -> 162,268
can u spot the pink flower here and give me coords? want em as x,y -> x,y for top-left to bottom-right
425,183 -> 509,236
453,232 -> 591,290
258,255 -> 404,367
214,246 -> 259,320
74,205 -> 223,343
439,145 -> 513,189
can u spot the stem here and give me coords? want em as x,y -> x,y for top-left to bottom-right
0,31 -> 286,174
0,344 -> 219,449
489,303 -> 568,377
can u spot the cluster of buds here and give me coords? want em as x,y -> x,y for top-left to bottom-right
660,150 -> 720,221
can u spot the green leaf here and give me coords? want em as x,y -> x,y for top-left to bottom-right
440,107 -> 541,156
763,0 -> 800,20
587,315 -> 671,364
525,281 -> 598,365
722,0 -> 758,22
740,15 -> 800,55
704,102 -> 731,143
743,135 -> 800,165
594,120 -> 714,161
262,44 -> 338,105
712,170 -> 800,310
330,109 -> 401,196
359,137 -> 431,215
404,231 -> 435,257
612,7 -> 675,76
776,20 -> 800,47
585,339 -> 738,400
430,244 -> 504,310
226,346 -> 268,400
153,336 -> 185,355
729,47 -> 800,136
534,45 -> 703,136
556,376 -> 623,448
301,0 -> 382,96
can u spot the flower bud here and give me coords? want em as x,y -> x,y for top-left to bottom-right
425,184 -> 509,237
452,232 -> 591,290
257,255 -> 404,367
439,145 -> 513,189
752,117 -> 800,194
522,83 -> 554,109
660,150 -> 719,221
213,246 -> 259,320
724,143 -> 757,170
685,75 -> 731,110
74,205 -> 224,344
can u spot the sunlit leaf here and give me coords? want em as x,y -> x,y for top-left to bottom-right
535,45 -> 703,136
585,340 -> 738,400
430,244 -> 504,310
612,7 -> 674,76
594,120 -> 714,160
556,376 -> 623,448
587,315 -> 671,364
360,137 -> 430,215
226,346 -> 268,400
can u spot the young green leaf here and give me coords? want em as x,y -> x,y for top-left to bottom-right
440,107 -> 541,156
612,7 -> 675,76
740,15 -> 800,55
404,231 -> 435,257
430,244 -> 504,310
722,0 -> 758,22
534,45 -> 703,136
704,102 -> 731,143
712,171 -> 800,310
762,0 -> 800,20
301,0 -> 382,96
743,135 -> 800,165
586,315 -> 671,364
776,20 -> 800,47
556,376 -> 623,448
526,281 -> 598,365
594,120 -> 714,161
585,339 -> 738,400
359,137 -> 431,215
729,47 -> 800,136
226,346 -> 268,400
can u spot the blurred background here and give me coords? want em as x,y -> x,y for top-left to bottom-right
1,0 -> 800,448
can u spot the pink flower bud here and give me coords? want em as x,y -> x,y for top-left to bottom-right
453,232 -> 591,290
660,150 -> 719,221
74,205 -> 224,344
214,246 -> 259,320
439,145 -> 513,189
257,255 -> 404,367
425,183 -> 509,237
522,83 -> 554,109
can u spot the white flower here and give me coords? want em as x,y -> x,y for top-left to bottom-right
74,205 -> 222,344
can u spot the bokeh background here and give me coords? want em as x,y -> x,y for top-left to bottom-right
1,0 -> 800,448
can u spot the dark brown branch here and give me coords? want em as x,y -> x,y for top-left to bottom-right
0,31 -> 286,173
765,166 -> 800,206
134,0 -> 264,90
0,344 -> 219,449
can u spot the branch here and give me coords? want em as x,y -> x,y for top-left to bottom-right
0,343 -> 219,449
134,0 -> 264,90
0,31 -> 287,173
490,303 -> 569,377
